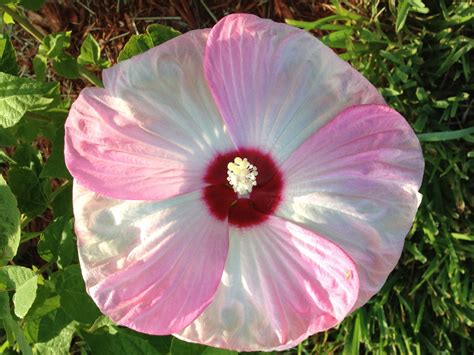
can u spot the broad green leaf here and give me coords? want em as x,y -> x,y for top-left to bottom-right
51,183 -> 73,218
0,175 -> 20,263
117,34 -> 153,62
34,321 -> 75,355
19,0 -> 46,11
38,217 -> 75,267
53,54 -> 80,79
40,125 -> 71,179
0,266 -> 38,318
26,308 -> 73,344
0,72 -> 56,128
0,126 -> 16,146
39,32 -> 71,59
77,33 -> 101,65
170,337 -> 206,355
13,274 -> 37,318
83,330 -> 161,355
7,167 -> 48,218
0,34 -> 18,75
146,24 -> 181,46
56,265 -> 100,323
0,291 -> 9,319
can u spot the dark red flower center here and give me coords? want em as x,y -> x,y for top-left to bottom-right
202,148 -> 283,228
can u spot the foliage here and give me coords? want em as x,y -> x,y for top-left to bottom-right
0,0 -> 472,354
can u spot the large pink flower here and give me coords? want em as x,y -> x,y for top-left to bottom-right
65,14 -> 424,351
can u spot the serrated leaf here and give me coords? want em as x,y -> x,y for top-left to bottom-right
7,167 -> 48,218
0,266 -> 38,318
19,0 -> 46,10
56,265 -> 100,323
0,72 -> 56,128
0,34 -> 18,75
0,175 -> 20,264
38,217 -> 75,267
53,54 -> 80,79
117,34 -> 154,62
77,33 -> 101,65
146,24 -> 180,46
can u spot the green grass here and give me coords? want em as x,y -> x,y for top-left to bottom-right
288,1 -> 473,353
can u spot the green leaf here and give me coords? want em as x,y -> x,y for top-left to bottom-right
51,183 -> 73,218
417,126 -> 474,142
117,34 -> 154,62
53,54 -> 80,79
7,167 -> 48,218
32,54 -> 47,81
34,321 -> 75,355
83,330 -> 161,355
170,337 -> 206,355
0,266 -> 38,318
396,0 -> 411,33
0,72 -> 56,128
19,0 -> 46,11
117,24 -> 180,62
0,34 -> 18,75
56,265 -> 100,323
41,125 -> 71,179
0,175 -> 21,263
146,24 -> 181,46
38,217 -> 75,268
77,33 -> 101,65
3,315 -> 33,355
39,32 -> 71,59
0,291 -> 9,319
0,126 -> 16,146
202,348 -> 238,355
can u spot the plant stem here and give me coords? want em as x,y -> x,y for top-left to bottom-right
0,4 -> 44,42
78,66 -> 103,87
0,5 -> 103,87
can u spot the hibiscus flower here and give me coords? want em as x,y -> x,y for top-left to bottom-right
64,14 -> 424,351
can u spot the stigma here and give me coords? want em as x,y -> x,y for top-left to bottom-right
227,157 -> 258,197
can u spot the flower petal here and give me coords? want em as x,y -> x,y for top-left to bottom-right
176,216 -> 359,351
65,29 -> 233,200
204,14 -> 384,162
276,104 -> 424,309
73,183 -> 229,334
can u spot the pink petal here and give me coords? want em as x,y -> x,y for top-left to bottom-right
73,183 -> 229,334
65,29 -> 233,200
277,104 -> 424,309
176,216 -> 359,351
203,14 -> 384,162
